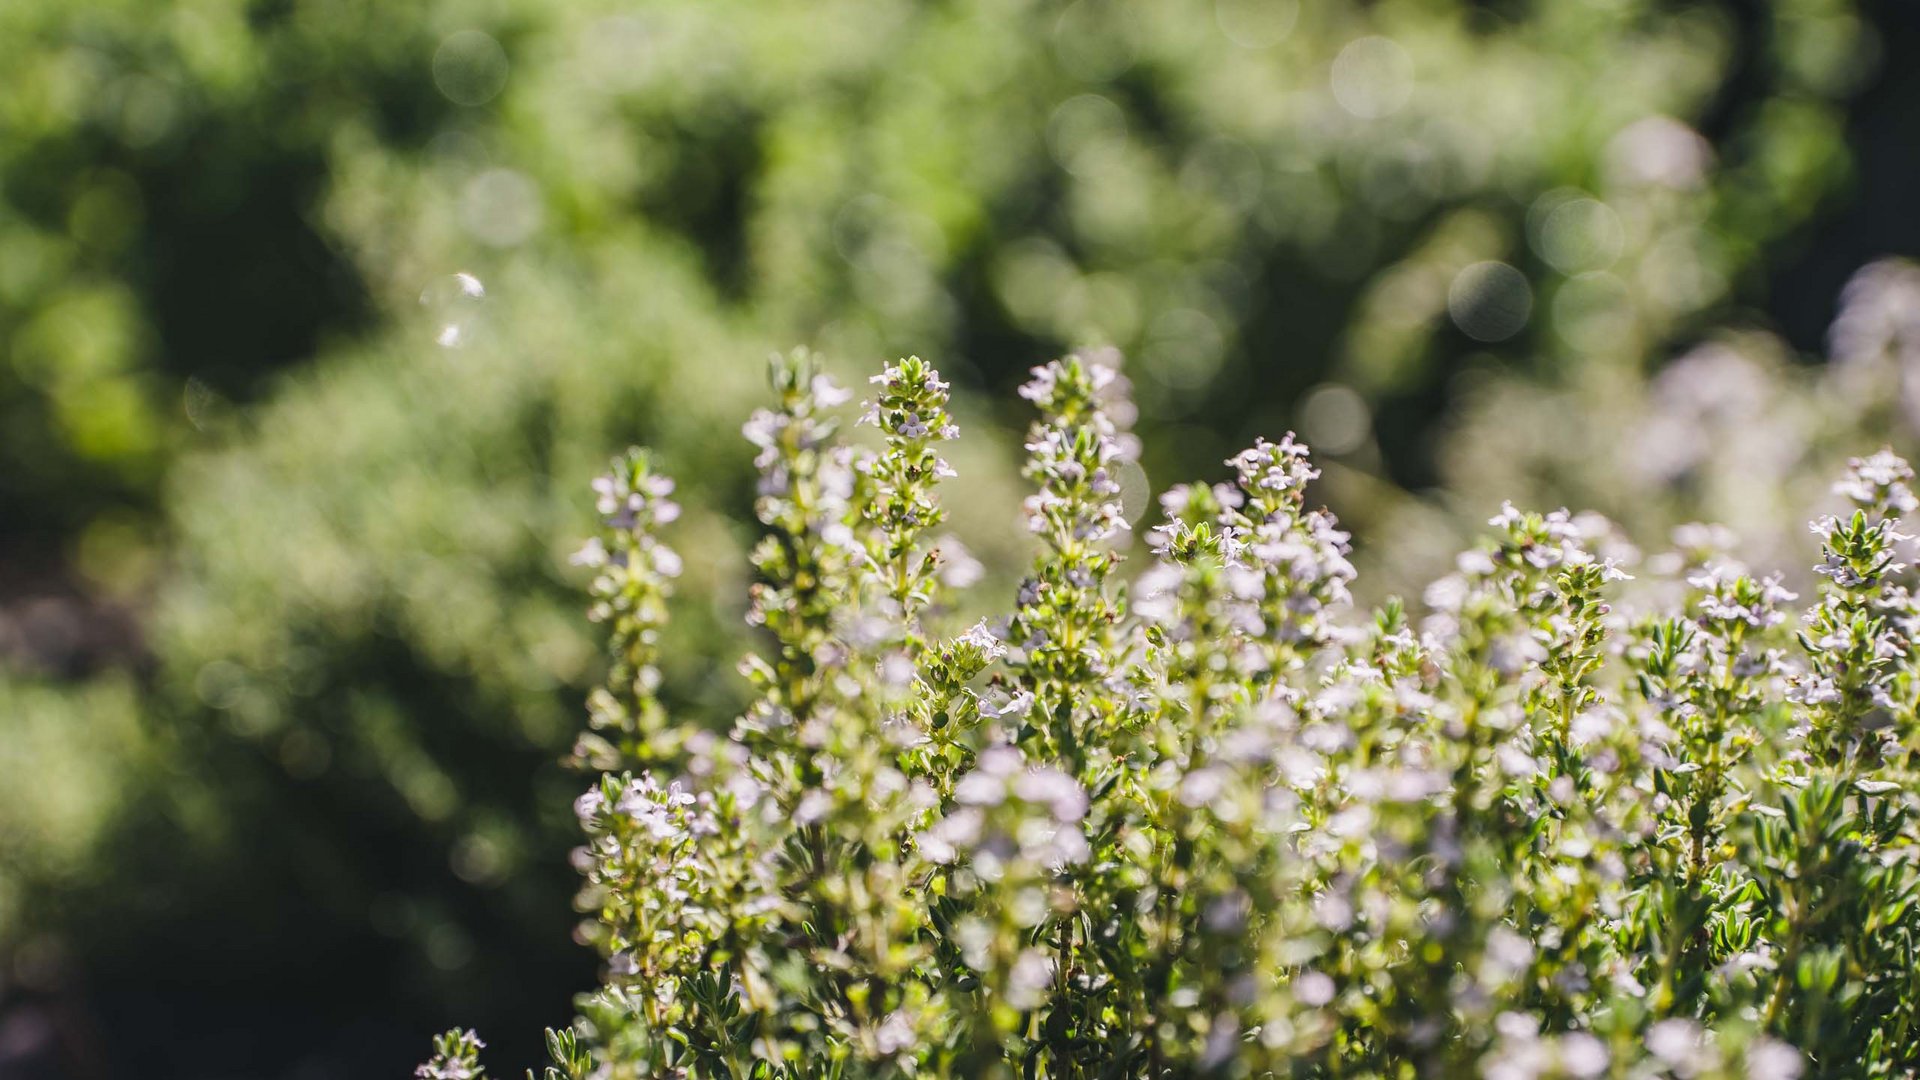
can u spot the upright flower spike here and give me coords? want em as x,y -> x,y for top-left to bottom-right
1835,447 -> 1920,520
571,447 -> 683,770
1429,502 -> 1626,712
416,1029 -> 486,1080
1632,562 -> 1797,1015
1222,434 -> 1357,677
1136,482 -> 1265,736
1534,527 -> 1631,755
1792,501 -> 1911,765
733,353 -> 967,1073
1647,564 -> 1795,855
572,772 -> 741,1020
560,454 -> 790,1075
1127,478 -> 1318,1073
1011,351 -> 1133,758
739,348 -> 863,745
860,355 -> 958,643
1359,504 -> 1637,1069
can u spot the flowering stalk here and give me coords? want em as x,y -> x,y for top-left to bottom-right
860,355 -> 958,646
736,348 -> 865,749
416,1030 -> 485,1080
569,448 -> 683,770
735,351 -> 951,1068
1223,435 -> 1356,679
1634,561 -> 1793,1016
1010,351 -> 1133,764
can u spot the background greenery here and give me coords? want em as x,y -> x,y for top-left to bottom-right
1,0 -> 1916,1076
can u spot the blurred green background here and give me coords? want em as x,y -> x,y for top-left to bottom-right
2,0 -> 1918,1075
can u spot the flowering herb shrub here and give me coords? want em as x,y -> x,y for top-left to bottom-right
426,350 -> 1920,1080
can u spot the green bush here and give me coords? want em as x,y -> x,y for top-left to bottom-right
436,350 -> 1920,1078
0,674 -> 152,921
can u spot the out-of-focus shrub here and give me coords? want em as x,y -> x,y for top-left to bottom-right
0,0 -> 464,548
1350,258 -> 1920,600
314,0 -> 1875,489
0,0 -> 1877,553
0,675 -> 150,915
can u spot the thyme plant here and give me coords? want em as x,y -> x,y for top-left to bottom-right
426,350 -> 1920,1080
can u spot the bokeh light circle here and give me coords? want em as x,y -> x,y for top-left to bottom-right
1299,383 -> 1372,455
1448,261 -> 1533,342
1331,36 -> 1413,119
433,30 -> 510,107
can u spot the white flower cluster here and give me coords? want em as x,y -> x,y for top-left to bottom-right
1834,448 -> 1919,517
921,744 -> 1089,874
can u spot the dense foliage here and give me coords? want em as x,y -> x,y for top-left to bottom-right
428,350 -> 1920,1078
